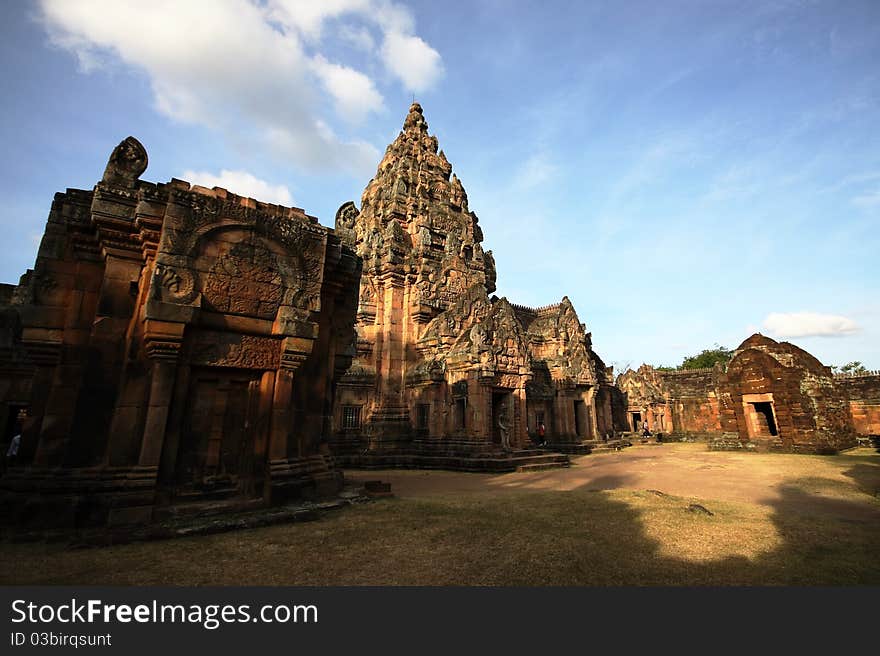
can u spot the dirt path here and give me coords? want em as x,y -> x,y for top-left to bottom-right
344,443 -> 880,519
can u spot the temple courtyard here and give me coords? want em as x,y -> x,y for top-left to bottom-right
2,443 -> 878,586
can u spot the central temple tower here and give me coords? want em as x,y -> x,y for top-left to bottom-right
332,103 -> 615,459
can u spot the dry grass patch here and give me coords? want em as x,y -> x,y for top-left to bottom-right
2,483 -> 877,586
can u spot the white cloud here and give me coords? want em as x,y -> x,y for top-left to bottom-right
381,32 -> 444,92
339,24 -> 377,52
762,312 -> 861,338
310,55 -> 384,123
180,169 -> 293,206
266,0 -> 372,42
38,0 -> 443,174
513,153 -> 558,190
852,189 -> 880,208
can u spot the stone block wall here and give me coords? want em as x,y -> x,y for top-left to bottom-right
836,373 -> 880,436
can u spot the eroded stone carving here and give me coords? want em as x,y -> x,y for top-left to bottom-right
102,136 -> 148,186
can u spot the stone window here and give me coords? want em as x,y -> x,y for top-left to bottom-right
342,405 -> 362,430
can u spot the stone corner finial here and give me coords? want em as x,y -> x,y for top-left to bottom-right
102,136 -> 148,187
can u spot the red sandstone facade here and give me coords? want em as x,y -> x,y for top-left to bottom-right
0,137 -> 359,527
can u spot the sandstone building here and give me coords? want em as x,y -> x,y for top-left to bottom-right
0,137 -> 359,526
618,334 -> 876,452
329,103 -> 616,467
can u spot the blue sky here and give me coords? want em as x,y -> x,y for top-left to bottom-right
1,0 -> 878,370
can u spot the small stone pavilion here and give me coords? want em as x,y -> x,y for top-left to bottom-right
0,137 -> 359,527
330,103 -> 617,468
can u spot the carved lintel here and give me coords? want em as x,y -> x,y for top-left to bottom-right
189,332 -> 280,369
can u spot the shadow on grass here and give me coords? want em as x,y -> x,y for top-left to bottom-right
0,467 -> 878,585
842,462 -> 880,497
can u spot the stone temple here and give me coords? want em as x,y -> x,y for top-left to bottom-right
1,103 -> 878,529
0,104 -> 619,527
329,103 -> 617,468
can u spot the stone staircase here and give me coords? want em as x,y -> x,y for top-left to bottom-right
337,448 -> 571,473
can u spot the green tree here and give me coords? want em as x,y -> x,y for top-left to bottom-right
679,344 -> 732,370
832,361 -> 868,375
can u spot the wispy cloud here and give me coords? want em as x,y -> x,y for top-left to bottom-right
852,189 -> 880,208
180,169 -> 293,206
763,312 -> 861,338
512,153 -> 557,190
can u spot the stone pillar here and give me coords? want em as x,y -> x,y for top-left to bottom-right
137,322 -> 183,467
252,370 -> 275,463
586,388 -> 599,439
513,387 -> 528,449
367,272 -> 412,446
269,369 -> 294,461
267,340 -> 312,462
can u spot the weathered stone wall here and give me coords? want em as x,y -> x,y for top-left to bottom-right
622,335 -> 862,453
657,369 -> 722,435
836,373 -> 880,436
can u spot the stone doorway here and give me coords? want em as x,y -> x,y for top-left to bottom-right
742,394 -> 779,438
491,390 -> 512,445
174,368 -> 264,501
630,411 -> 642,432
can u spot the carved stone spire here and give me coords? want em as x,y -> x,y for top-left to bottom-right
351,103 -> 495,302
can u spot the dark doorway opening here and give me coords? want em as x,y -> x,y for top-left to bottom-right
751,402 -> 778,436
631,411 -> 642,432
